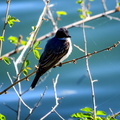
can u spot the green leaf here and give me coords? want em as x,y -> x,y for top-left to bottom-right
23,69 -> 28,76
26,67 -> 32,70
56,11 -> 67,15
32,26 -> 36,31
23,60 -> 30,67
7,15 -> 20,27
33,50 -> 40,60
80,107 -> 93,112
82,113 -> 92,118
96,111 -> 106,116
86,11 -> 92,15
20,40 -> 27,45
71,112 -> 84,118
106,115 -> 117,120
26,37 -> 30,41
77,9 -> 82,12
96,117 -> 104,120
35,47 -> 42,50
2,57 -> 11,65
0,113 -> 6,120
8,36 -> 18,44
117,2 -> 120,6
0,36 -> 4,41
89,0 -> 94,1
76,0 -> 83,4
33,41 -> 40,49
71,112 -> 92,119
80,14 -> 86,19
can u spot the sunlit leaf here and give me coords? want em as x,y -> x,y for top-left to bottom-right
33,50 -> 40,60
33,41 -> 40,49
20,40 -> 27,45
80,14 -> 86,19
23,60 -> 30,67
0,113 -> 6,120
96,117 -> 104,120
56,11 -> 67,15
8,36 -> 18,44
80,107 -> 93,112
7,15 -> 20,27
35,47 -> 42,50
26,67 -> 32,70
71,112 -> 83,118
2,57 -> 11,65
23,69 -> 28,76
82,113 -> 92,118
32,26 -> 36,31
77,9 -> 82,12
76,0 -> 83,4
26,37 -> 30,41
86,11 -> 92,15
0,36 -> 4,41
117,2 -> 120,6
96,111 -> 106,116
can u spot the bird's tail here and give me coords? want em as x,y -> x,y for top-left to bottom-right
30,72 -> 41,89
30,67 -> 48,89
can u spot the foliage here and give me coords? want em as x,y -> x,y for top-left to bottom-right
8,36 -> 18,45
7,15 -> 20,27
0,36 -> 4,42
56,11 -> 67,21
56,11 -> 67,16
76,0 -> 93,19
1,0 -> 120,120
71,107 -> 118,120
23,60 -> 31,76
117,2 -> 120,6
2,56 -> 10,65
33,41 -> 41,60
0,113 -> 6,120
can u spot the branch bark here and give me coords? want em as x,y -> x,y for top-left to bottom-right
0,41 -> 120,95
0,9 -> 119,60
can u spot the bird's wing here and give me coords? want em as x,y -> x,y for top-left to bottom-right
39,40 -> 70,69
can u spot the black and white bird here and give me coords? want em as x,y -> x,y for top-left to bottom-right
31,28 -> 72,89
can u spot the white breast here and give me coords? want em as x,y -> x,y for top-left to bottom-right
59,38 -> 72,63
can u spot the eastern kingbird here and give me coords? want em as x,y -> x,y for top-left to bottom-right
31,28 -> 72,89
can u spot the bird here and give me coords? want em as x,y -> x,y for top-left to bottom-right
31,28 -> 72,89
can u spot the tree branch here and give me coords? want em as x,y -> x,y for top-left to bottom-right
15,0 -> 50,65
0,41 -> 120,95
0,0 -> 11,56
40,74 -> 62,120
0,9 -> 119,60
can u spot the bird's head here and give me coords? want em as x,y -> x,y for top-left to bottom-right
55,28 -> 71,38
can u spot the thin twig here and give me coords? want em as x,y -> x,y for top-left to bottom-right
15,0 -> 50,65
82,22 -> 96,118
47,3 -> 58,31
40,74 -> 60,120
74,44 -> 85,53
0,9 -> 119,60
7,72 -> 32,111
0,0 -> 11,56
101,0 -> 107,12
25,86 -> 48,120
101,0 -> 120,21
3,103 -> 17,113
53,110 -> 65,120
0,70 -> 36,95
0,41 -> 120,95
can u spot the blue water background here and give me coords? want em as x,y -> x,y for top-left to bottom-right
0,0 -> 120,120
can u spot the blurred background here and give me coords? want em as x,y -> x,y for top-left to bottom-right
0,0 -> 120,120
